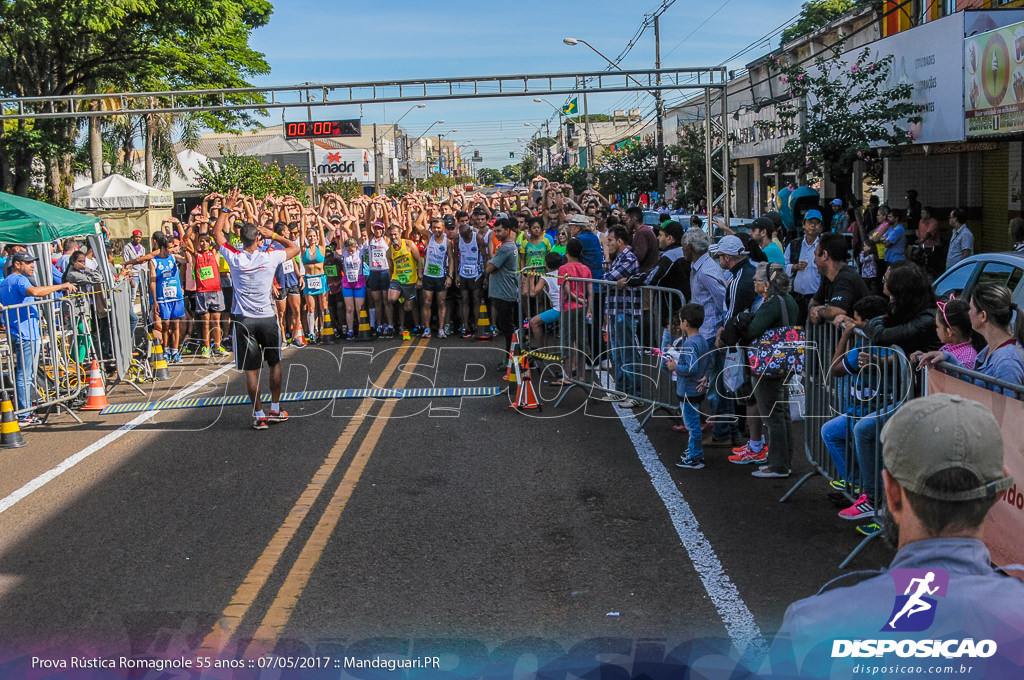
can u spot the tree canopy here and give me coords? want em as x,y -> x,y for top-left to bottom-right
780,0 -> 865,45
0,1 -> 273,201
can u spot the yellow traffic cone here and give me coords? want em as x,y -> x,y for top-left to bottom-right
356,309 -> 374,342
0,391 -> 26,448
473,302 -> 493,341
321,308 -> 336,343
151,342 -> 171,380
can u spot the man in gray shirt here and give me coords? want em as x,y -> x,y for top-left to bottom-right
946,208 -> 974,269
485,216 -> 520,361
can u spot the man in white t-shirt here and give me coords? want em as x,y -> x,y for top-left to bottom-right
214,188 -> 300,430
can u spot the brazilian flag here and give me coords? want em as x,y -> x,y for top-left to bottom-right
562,98 -> 578,115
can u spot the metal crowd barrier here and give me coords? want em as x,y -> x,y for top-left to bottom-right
931,360 -> 1024,401
0,296 -> 88,421
516,272 -> 686,428
781,320 -> 916,568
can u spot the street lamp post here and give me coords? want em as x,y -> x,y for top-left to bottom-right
533,98 -> 564,167
392,103 -> 426,183
564,36 -> 664,199
406,120 -> 444,186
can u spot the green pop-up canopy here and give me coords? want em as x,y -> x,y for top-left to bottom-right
0,192 -> 101,244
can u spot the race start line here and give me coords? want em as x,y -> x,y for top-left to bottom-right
100,386 -> 502,415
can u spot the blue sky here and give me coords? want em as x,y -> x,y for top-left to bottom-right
247,0 -> 808,170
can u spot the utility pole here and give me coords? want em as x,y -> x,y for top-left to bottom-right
373,123 -> 381,195
582,77 -> 593,188
654,14 -> 665,204
307,103 -> 319,205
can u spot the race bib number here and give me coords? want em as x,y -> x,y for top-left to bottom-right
344,260 -> 360,283
426,263 -> 443,278
306,276 -> 323,292
281,259 -> 295,275
396,271 -> 411,285
370,247 -> 387,269
324,263 -> 338,278
198,265 -> 215,281
461,263 -> 478,278
161,283 -> 177,300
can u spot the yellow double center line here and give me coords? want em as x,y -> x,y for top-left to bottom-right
198,339 -> 427,657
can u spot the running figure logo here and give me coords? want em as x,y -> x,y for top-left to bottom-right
882,569 -> 949,632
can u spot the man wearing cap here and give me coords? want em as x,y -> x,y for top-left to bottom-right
767,393 -> 1024,679
784,210 -> 823,325
619,220 -> 690,325
829,198 -> 848,233
711,234 -> 756,447
0,251 -> 77,425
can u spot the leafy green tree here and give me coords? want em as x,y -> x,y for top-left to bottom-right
317,177 -> 364,202
501,165 -> 521,182
192,146 -> 307,203
0,0 -> 272,202
546,165 -> 588,195
383,180 -> 414,199
595,138 -> 657,201
420,173 -> 460,192
756,43 -> 921,204
477,168 -> 505,185
565,114 -> 614,124
780,0 -> 868,45
667,126 -> 722,210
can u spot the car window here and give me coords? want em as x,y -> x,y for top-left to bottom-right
933,262 -> 976,300
977,262 -> 1024,292
643,212 -> 661,226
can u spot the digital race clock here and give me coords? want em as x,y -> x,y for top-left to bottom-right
284,119 -> 362,139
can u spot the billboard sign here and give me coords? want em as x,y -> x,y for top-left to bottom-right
313,148 -> 374,183
965,19 -> 1024,137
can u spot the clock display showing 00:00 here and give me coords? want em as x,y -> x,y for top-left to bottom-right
284,120 -> 361,139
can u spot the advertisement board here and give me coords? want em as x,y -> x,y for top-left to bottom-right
965,19 -> 1024,137
313,148 -> 374,184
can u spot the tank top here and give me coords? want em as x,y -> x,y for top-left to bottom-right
523,239 -> 550,270
423,235 -> 449,279
458,235 -> 482,280
302,245 -> 325,266
389,241 -> 418,285
342,247 -> 366,288
368,237 -> 390,272
195,251 -> 221,293
153,254 -> 182,302
274,245 -> 300,288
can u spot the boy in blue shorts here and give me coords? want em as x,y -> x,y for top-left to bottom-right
664,304 -> 712,469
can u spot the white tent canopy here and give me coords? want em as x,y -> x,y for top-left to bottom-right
70,174 -> 167,210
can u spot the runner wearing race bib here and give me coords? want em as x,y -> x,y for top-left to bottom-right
271,221 -> 305,346
387,224 -> 422,334
325,229 -> 347,340
420,217 -> 454,338
521,215 -> 552,298
340,237 -> 367,340
301,226 -> 328,342
456,223 -> 488,338
189,233 -> 228,358
148,232 -> 187,362
365,221 -> 393,336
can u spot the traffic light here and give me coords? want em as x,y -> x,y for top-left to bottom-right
510,152 -> 515,159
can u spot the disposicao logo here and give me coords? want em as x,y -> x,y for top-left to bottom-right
883,569 -> 949,632
831,569 -> 998,659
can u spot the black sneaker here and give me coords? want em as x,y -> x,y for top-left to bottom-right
460,327 -> 472,338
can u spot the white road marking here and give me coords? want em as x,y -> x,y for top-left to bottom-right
613,400 -> 768,659
0,363 -> 235,516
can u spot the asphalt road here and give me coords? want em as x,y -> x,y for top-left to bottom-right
0,337 -> 892,675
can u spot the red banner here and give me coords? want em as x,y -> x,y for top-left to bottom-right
927,370 -> 1024,571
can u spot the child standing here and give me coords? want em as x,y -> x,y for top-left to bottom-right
664,304 -> 712,470
858,242 -> 879,294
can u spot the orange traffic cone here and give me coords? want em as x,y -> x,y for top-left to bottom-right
0,391 -> 26,448
503,337 -> 519,383
511,356 -> 540,410
473,302 -> 493,341
80,360 -> 110,411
